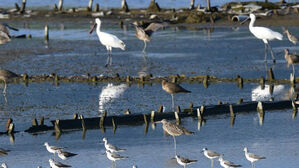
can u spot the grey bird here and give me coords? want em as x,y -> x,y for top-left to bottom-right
162,79 -> 191,111
0,69 -> 19,94
156,119 -> 194,156
49,159 -> 71,168
284,49 -> 299,75
202,148 -> 221,168
244,147 -> 265,168
283,27 -> 299,45
132,21 -> 167,53
219,155 -> 241,168
102,137 -> 126,153
175,155 -> 197,168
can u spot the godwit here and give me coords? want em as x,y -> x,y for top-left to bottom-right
0,69 -> 19,94
156,119 -> 193,156
132,21 -> 167,52
284,48 -> 299,75
162,79 -> 191,111
283,27 -> 298,45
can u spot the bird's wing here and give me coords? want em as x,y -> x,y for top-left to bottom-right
53,160 -> 72,167
248,153 -> 266,159
111,153 -> 128,159
145,22 -> 167,36
180,157 -> 197,163
164,122 -> 184,135
207,150 -> 221,157
62,151 -> 77,157
223,160 -> 241,167
290,34 -> 299,42
251,26 -> 282,40
51,146 -> 65,151
135,26 -> 150,41
99,32 -> 125,49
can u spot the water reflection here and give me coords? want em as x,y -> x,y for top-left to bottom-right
251,85 -> 289,101
98,83 -> 128,114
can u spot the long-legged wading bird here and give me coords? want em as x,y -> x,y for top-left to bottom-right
218,155 -> 241,168
49,159 -> 71,168
57,150 -> 78,160
131,21 -> 167,53
283,27 -> 298,45
44,142 -> 66,159
0,69 -> 19,94
156,119 -> 194,156
175,155 -> 197,168
244,147 -> 265,168
162,79 -> 191,111
202,148 -> 221,168
242,14 -> 283,63
103,137 -> 126,153
105,150 -> 128,167
89,18 -> 126,67
284,49 -> 299,75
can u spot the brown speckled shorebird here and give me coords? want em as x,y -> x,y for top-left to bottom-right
283,28 -> 299,45
0,69 -> 19,94
0,23 -> 18,45
284,49 -> 299,75
162,79 -> 191,111
132,21 -> 167,53
156,119 -> 194,156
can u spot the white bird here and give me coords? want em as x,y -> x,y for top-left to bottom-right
57,150 -> 78,160
44,142 -> 66,158
89,18 -> 126,67
103,137 -> 126,153
244,147 -> 266,168
218,155 -> 241,168
202,148 -> 221,168
242,14 -> 283,63
1,163 -> 7,168
49,159 -> 71,168
105,150 -> 128,166
175,155 -> 197,168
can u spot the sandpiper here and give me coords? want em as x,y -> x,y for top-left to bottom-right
175,155 -> 197,168
49,159 -> 71,168
218,155 -> 241,168
44,142 -> 66,158
284,49 -> 299,75
106,150 -> 128,166
244,147 -> 266,168
57,150 -> 78,160
1,163 -> 7,168
202,148 -> 221,168
103,137 -> 126,153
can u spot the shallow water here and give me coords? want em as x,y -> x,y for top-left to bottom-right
1,24 -> 299,78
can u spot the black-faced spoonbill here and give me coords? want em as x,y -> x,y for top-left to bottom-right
89,18 -> 126,67
242,14 -> 283,63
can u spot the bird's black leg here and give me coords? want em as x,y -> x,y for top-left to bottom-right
264,43 -> 268,63
105,50 -> 110,67
268,43 -> 276,63
109,50 -> 113,66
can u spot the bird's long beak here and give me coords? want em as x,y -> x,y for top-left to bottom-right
89,23 -> 97,34
240,17 -> 250,25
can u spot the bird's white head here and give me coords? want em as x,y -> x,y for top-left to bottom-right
202,148 -> 208,152
103,137 -> 107,142
218,155 -> 224,161
249,14 -> 256,21
43,142 -> 49,146
95,18 -> 101,25
243,147 -> 248,152
1,163 -> 7,168
49,159 -> 54,163
89,18 -> 102,34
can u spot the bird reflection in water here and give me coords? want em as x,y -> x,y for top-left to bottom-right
98,83 -> 128,115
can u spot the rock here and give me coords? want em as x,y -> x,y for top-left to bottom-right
147,0 -> 160,12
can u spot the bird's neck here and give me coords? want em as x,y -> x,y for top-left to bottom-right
249,18 -> 255,29
96,23 -> 101,35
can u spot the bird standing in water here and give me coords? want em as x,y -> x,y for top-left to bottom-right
89,18 -> 126,67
